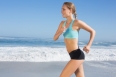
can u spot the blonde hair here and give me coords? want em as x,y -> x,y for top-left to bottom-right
63,2 -> 77,19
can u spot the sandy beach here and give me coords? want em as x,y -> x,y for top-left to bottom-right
0,61 -> 116,77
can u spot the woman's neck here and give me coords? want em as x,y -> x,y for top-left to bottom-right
66,15 -> 74,23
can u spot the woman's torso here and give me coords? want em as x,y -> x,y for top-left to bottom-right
62,19 -> 80,53
64,39 -> 78,53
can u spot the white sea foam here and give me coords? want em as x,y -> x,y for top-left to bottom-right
0,46 -> 116,62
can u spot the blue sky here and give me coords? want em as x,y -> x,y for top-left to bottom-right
0,0 -> 116,41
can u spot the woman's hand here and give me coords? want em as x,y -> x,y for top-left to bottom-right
60,26 -> 66,33
53,21 -> 66,41
83,45 -> 90,54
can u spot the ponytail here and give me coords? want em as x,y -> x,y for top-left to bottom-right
74,12 -> 77,19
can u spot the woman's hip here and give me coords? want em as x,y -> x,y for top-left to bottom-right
69,48 -> 85,60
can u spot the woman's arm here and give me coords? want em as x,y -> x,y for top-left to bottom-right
77,20 -> 96,47
53,21 -> 65,41
76,20 -> 96,53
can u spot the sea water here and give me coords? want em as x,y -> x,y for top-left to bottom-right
0,36 -> 116,62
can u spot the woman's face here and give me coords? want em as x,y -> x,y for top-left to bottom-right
61,4 -> 72,18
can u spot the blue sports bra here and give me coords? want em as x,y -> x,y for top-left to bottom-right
62,20 -> 79,39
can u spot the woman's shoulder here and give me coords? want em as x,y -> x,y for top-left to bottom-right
74,19 -> 86,25
74,19 -> 83,23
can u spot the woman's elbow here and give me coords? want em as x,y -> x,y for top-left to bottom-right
93,30 -> 96,34
53,36 -> 57,41
53,38 -> 56,41
90,29 -> 96,35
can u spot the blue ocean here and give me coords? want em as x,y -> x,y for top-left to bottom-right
0,36 -> 116,47
0,36 -> 116,62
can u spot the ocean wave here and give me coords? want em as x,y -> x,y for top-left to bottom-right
0,47 -> 116,62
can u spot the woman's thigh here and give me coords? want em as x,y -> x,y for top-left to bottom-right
60,59 -> 84,77
75,63 -> 85,77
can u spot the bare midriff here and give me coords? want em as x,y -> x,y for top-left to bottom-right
64,38 -> 79,53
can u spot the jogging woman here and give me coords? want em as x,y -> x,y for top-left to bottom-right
53,2 -> 96,77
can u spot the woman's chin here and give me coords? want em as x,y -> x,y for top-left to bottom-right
62,15 -> 66,18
